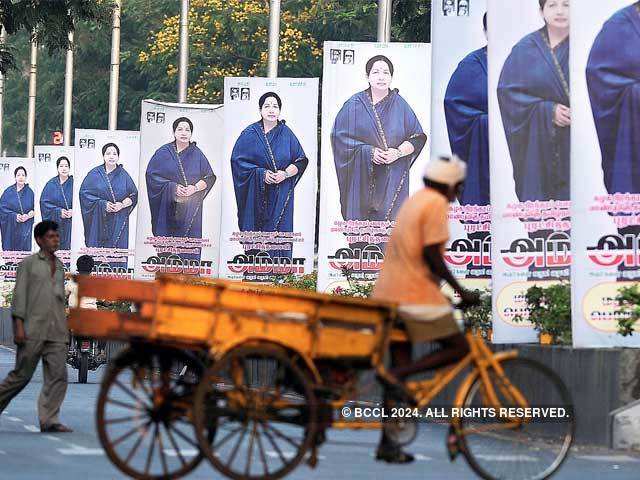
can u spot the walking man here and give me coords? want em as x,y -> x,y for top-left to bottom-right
0,220 -> 72,432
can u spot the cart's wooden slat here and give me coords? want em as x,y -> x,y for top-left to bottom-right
77,276 -> 157,303
209,311 -> 314,355
154,304 -> 217,341
316,326 -> 378,358
158,275 -> 395,310
69,309 -> 152,338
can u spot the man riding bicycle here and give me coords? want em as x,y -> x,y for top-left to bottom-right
372,154 -> 480,463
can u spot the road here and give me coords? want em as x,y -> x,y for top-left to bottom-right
0,345 -> 639,480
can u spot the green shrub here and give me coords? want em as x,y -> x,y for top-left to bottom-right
514,283 -> 572,345
465,289 -> 492,339
616,284 -> 640,337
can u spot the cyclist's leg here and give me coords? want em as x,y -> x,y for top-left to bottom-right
376,341 -> 415,463
389,333 -> 469,380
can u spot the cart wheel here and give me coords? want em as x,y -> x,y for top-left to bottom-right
194,345 -> 318,480
96,346 -> 213,480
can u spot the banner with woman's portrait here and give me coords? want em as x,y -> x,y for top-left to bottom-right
317,42 -> 431,292
33,145 -> 75,265
571,0 -> 640,347
431,0 -> 490,292
72,129 -> 140,277
134,100 -> 223,280
488,0 -> 571,343
219,78 -> 318,283
0,157 -> 36,280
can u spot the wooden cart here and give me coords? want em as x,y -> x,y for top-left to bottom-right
70,275 -> 575,480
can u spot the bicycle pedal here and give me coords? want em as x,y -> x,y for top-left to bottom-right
446,425 -> 460,462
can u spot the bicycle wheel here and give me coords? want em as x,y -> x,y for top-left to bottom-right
458,357 -> 574,480
193,345 -> 318,480
96,346 -> 211,480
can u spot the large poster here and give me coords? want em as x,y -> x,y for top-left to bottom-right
72,130 -> 140,277
317,42 -> 431,292
134,100 -> 223,280
571,0 -> 640,347
219,78 -> 318,283
33,145 -> 75,265
0,158 -> 36,280
488,0 -> 571,343
431,0 -> 490,291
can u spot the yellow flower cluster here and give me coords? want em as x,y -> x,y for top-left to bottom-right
147,15 -> 180,56
188,81 -> 211,102
139,0 -> 324,77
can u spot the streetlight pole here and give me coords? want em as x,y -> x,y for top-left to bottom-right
26,38 -> 38,158
108,0 -> 122,130
178,0 -> 189,102
267,0 -> 281,78
0,28 -> 6,154
377,0 -> 392,42
63,29 -> 74,146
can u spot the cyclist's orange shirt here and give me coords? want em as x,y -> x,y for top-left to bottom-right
372,188 -> 449,306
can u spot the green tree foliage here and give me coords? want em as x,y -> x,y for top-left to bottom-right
0,0 -> 113,73
1,0 -> 430,155
393,0 -> 431,42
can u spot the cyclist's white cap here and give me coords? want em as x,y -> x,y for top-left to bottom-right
423,155 -> 467,187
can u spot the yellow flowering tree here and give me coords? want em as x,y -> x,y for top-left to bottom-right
138,0 -> 378,103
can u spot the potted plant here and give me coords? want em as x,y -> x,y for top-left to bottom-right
514,283 -> 571,345
465,289 -> 493,341
616,284 -> 640,337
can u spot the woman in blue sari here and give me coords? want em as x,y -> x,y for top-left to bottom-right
40,156 -> 73,250
587,2 -> 640,196
445,13 -> 489,207
445,14 -> 491,280
497,0 -> 571,202
231,92 -> 308,262
331,55 -> 427,223
0,167 -> 34,251
587,2 -> 640,279
146,117 -> 215,263
79,143 -> 138,249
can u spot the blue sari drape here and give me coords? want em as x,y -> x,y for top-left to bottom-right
79,164 -> 138,249
40,175 -> 73,250
445,46 -> 490,206
497,28 -> 571,202
231,121 -> 308,234
586,4 -> 640,195
331,89 -> 427,221
0,184 -> 34,251
146,142 -> 215,240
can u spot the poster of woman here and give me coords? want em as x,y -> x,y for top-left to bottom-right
34,145 -> 75,264
135,100 -> 223,280
72,129 -> 140,277
219,77 -> 318,283
0,158 -> 36,280
488,0 -> 571,343
318,42 -> 431,293
431,0 -> 490,285
571,0 -> 640,347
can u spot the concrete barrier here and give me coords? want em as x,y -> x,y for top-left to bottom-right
611,399 -> 640,451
